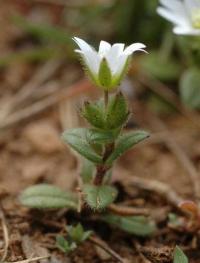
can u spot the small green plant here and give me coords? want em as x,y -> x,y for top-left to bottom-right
56,223 -> 92,254
173,246 -> 188,263
20,37 -> 155,239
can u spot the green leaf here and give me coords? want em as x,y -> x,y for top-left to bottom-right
98,58 -> 112,88
102,214 -> 156,236
105,93 -> 129,129
106,131 -> 149,165
80,159 -> 95,183
62,128 -> 102,164
83,184 -> 118,210
56,236 -> 77,253
20,184 -> 77,209
173,246 -> 188,263
180,68 -> 200,109
86,128 -> 120,144
67,223 -> 92,243
140,51 -> 181,82
81,101 -> 105,129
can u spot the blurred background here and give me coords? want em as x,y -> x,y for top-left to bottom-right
0,0 -> 200,200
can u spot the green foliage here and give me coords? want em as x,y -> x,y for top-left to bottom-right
20,184 -> 77,209
140,51 -> 181,82
56,223 -> 92,254
98,58 -> 112,88
103,214 -> 156,237
56,236 -> 77,254
106,131 -> 149,165
168,213 -> 183,228
180,68 -> 200,109
67,223 -> 92,243
80,159 -> 95,183
62,128 -> 102,164
83,184 -> 118,210
82,93 -> 129,131
87,128 -> 120,144
81,101 -> 105,129
105,93 -> 129,129
173,246 -> 188,263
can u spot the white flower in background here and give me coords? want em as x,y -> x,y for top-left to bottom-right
73,37 -> 146,90
157,0 -> 200,35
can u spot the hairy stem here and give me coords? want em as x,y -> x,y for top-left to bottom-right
104,90 -> 108,108
93,165 -> 109,185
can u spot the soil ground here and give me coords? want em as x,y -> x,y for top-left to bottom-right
0,1 -> 200,263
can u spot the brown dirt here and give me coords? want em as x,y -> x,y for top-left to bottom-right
0,1 -> 200,263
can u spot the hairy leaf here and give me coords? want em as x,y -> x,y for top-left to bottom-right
80,159 -> 95,183
62,128 -> 102,163
106,131 -> 149,165
20,184 -> 77,209
103,214 -> 156,236
173,246 -> 188,263
81,101 -> 105,129
83,184 -> 118,210
86,128 -> 120,144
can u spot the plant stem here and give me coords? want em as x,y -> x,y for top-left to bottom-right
93,165 -> 109,185
104,90 -> 108,108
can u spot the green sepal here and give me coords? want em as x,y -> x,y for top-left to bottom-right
102,214 -> 156,237
83,184 -> 118,210
81,100 -> 105,129
105,92 -> 129,129
20,184 -> 77,209
62,128 -> 102,164
98,58 -> 112,89
173,246 -> 188,263
106,131 -> 149,165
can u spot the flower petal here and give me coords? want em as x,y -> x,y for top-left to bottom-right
81,50 -> 100,75
174,25 -> 200,35
98,41 -> 111,56
105,43 -> 125,72
184,0 -> 200,13
113,54 -> 129,76
157,7 -> 189,27
73,37 -> 94,53
124,43 -> 146,55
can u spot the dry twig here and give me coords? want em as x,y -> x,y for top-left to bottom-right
108,203 -> 149,216
5,255 -> 50,263
89,236 -> 127,263
122,174 -> 183,207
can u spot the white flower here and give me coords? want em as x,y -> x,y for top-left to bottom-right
72,37 -> 146,90
157,0 -> 200,35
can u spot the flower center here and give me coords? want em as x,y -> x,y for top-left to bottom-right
192,9 -> 200,29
